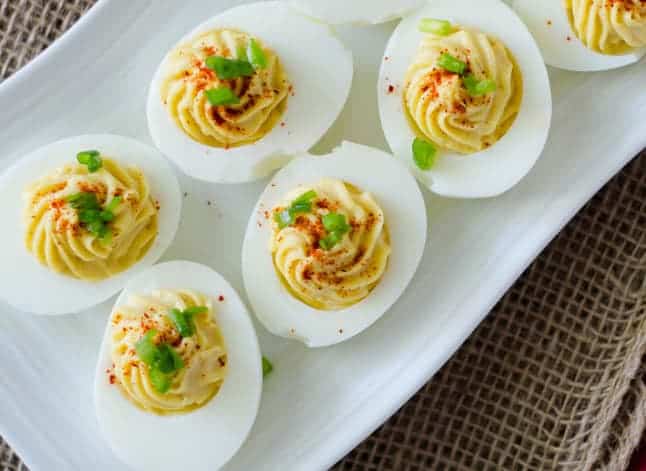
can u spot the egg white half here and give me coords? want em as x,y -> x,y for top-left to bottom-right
512,0 -> 645,71
287,0 -> 426,25
242,141 -> 427,348
378,0 -> 552,199
94,261 -> 262,471
147,1 -> 353,184
0,134 -> 181,315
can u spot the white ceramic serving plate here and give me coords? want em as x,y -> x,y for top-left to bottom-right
0,1 -> 644,470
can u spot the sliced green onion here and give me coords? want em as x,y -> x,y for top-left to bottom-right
262,356 -> 273,377
155,344 -> 184,374
322,213 -> 349,233
205,87 -> 240,106
236,44 -> 248,60
167,308 -> 194,337
135,329 -> 159,366
104,196 -> 122,213
78,209 -> 101,224
205,56 -> 255,80
412,138 -> 437,171
183,306 -> 208,316
247,38 -> 267,70
274,209 -> 293,229
100,228 -> 113,246
66,192 -> 100,210
149,367 -> 172,394
437,53 -> 467,75
77,150 -> 102,172
87,220 -> 109,238
319,232 -> 342,250
418,18 -> 453,36
292,190 -> 317,206
463,74 -> 497,96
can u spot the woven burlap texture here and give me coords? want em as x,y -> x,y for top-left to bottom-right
1,1 -> 644,470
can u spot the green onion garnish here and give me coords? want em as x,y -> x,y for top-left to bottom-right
322,213 -> 350,233
319,231 -> 342,250
262,356 -> 273,377
135,329 -> 160,366
205,56 -> 255,80
437,53 -> 467,75
149,368 -> 172,394
236,44 -> 248,60
463,74 -> 497,96
412,137 -> 437,170
418,18 -> 453,36
135,329 -> 184,393
67,193 -> 121,240
205,87 -> 240,106
247,38 -> 267,70
274,190 -> 318,229
166,306 -> 207,338
76,150 -> 102,173
319,213 -> 350,250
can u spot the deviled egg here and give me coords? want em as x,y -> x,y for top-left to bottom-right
95,261 -> 262,471
378,0 -> 552,198
242,141 -> 427,347
147,1 -> 353,183
287,0 -> 426,25
513,0 -> 646,71
0,134 -> 181,315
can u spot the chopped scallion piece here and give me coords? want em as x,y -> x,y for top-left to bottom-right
67,192 -> 100,210
412,137 -> 437,171
274,209 -> 293,229
205,56 -> 255,80
135,329 -> 159,366
149,367 -> 172,394
319,231 -> 342,250
104,196 -> 122,213
77,150 -> 102,172
292,190 -> 317,206
437,53 -> 467,75
236,44 -> 248,60
167,308 -> 195,337
205,87 -> 240,106
183,306 -> 208,316
155,344 -> 184,374
322,213 -> 349,233
463,74 -> 497,96
247,38 -> 267,70
418,18 -> 453,36
262,356 -> 273,377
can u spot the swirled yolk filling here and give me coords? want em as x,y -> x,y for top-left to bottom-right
108,289 -> 227,415
565,0 -> 646,55
160,28 -> 290,148
403,24 -> 523,155
23,153 -> 158,281
270,178 -> 391,311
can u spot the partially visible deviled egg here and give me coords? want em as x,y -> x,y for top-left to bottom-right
379,0 -> 552,198
0,135 -> 181,315
513,0 -> 646,71
287,0 -> 426,25
242,141 -> 427,348
147,1 -> 353,183
95,261 -> 262,471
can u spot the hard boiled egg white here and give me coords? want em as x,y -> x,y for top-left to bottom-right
287,0 -> 426,25
94,261 -> 262,471
378,0 -> 552,198
147,1 -> 353,184
0,134 -> 181,315
512,0 -> 645,71
242,141 -> 427,348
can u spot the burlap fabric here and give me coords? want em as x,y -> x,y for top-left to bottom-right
1,1 -> 645,470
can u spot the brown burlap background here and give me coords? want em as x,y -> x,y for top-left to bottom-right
1,1 -> 645,470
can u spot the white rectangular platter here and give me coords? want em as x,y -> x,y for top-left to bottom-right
0,1 -> 645,470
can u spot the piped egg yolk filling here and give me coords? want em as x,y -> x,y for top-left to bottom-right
108,289 -> 227,415
160,28 -> 290,148
270,178 -> 391,311
402,26 -> 523,154
565,0 -> 646,55
23,157 -> 158,281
